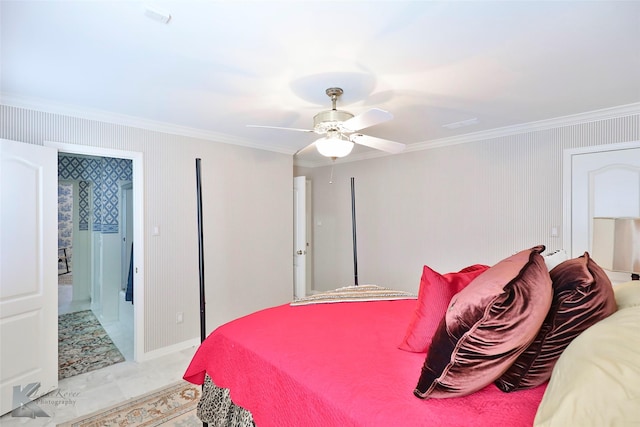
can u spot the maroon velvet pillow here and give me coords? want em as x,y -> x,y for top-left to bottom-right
414,245 -> 552,399
495,252 -> 617,392
399,264 -> 489,353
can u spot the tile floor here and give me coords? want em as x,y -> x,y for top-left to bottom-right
0,346 -> 198,426
0,281 -> 199,426
58,282 -> 134,361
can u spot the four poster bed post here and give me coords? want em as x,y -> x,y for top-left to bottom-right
195,158 -> 208,427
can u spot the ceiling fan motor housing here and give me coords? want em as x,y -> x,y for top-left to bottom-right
313,109 -> 354,133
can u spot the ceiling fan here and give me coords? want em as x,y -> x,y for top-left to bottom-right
248,87 -> 406,159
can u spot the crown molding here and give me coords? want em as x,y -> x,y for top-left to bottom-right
0,93 -> 296,155
406,102 -> 640,153
2,93 -> 638,166
298,102 -> 640,167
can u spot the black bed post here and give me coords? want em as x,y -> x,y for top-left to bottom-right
196,158 -> 206,343
351,177 -> 359,286
195,159 -> 208,427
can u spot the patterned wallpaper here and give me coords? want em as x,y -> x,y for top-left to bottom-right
58,182 -> 73,273
58,155 -> 132,234
79,180 -> 90,230
58,182 -> 73,247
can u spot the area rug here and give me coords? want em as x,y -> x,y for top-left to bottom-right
58,381 -> 201,426
58,310 -> 125,379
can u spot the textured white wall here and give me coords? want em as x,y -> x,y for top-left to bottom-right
302,115 -> 640,293
1,105 -> 294,354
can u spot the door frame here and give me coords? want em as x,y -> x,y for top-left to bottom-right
562,140 -> 640,258
293,176 -> 307,299
45,141 -> 145,362
120,182 -> 133,291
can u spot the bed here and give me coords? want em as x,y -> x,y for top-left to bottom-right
184,246 -> 640,426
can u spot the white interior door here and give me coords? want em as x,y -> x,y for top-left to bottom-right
568,142 -> 640,280
0,139 -> 58,416
293,176 -> 307,298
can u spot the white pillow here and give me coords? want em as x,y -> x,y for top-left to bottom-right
543,249 -> 568,271
614,280 -> 640,310
534,302 -> 640,426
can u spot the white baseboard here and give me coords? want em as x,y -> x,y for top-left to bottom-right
136,337 -> 200,362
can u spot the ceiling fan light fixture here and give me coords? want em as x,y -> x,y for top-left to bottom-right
315,134 -> 354,158
248,87 -> 403,158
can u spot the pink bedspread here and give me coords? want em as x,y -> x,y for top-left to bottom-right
184,300 -> 546,426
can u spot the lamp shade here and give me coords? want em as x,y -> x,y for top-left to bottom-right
315,135 -> 354,158
591,217 -> 640,274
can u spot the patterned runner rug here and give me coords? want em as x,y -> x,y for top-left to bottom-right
58,381 -> 201,426
58,310 -> 125,379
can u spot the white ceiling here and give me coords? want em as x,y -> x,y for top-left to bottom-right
2,1 -> 639,165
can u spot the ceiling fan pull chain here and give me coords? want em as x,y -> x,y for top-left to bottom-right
329,164 -> 335,184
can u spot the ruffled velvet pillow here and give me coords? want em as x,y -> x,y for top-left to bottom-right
414,245 -> 552,399
399,264 -> 489,353
495,252 -> 617,392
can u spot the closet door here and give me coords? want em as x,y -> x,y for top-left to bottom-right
293,176 -> 307,298
568,143 -> 640,283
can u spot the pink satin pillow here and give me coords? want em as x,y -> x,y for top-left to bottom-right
415,245 -> 552,399
399,264 -> 489,353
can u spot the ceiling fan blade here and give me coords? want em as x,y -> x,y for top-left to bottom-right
350,134 -> 406,154
294,141 -> 317,156
341,108 -> 393,132
247,124 -> 314,133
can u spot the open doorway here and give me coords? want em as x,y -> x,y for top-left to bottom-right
47,141 -> 145,364
56,154 -> 135,369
